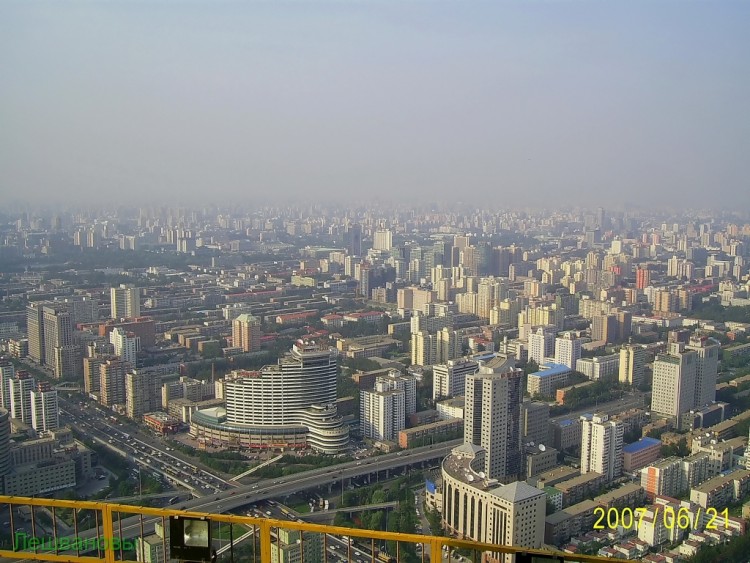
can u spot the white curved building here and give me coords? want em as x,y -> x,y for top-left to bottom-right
191,342 -> 348,454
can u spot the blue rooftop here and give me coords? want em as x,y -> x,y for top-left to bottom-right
530,362 -> 572,378
623,437 -> 661,454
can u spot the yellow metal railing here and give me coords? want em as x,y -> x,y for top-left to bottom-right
0,495 -> 635,563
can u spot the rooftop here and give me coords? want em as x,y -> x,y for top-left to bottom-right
623,437 -> 661,454
530,362 -> 572,378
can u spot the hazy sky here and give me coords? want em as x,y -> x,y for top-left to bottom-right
1,1 -> 749,209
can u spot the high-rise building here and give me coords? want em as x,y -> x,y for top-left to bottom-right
528,325 -> 556,365
126,370 -> 160,420
372,228 -> 393,251
580,413 -> 624,482
619,344 -> 647,386
685,334 -> 719,409
99,358 -> 129,407
110,284 -> 140,319
432,358 -> 479,400
360,385 -> 405,441
26,303 -> 45,365
591,313 -> 617,344
30,382 -> 59,432
0,408 -> 11,479
232,313 -> 262,353
635,267 -> 651,290
554,332 -> 582,370
9,371 -> 35,424
42,305 -> 78,379
345,223 -> 362,256
464,362 -> 523,483
651,341 -> 698,424
110,327 -> 140,366
270,528 -> 323,563
0,361 -> 15,411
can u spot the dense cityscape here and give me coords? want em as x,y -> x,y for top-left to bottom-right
1,204 -> 750,561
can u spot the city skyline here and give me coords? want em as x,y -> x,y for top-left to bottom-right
1,1 -> 749,208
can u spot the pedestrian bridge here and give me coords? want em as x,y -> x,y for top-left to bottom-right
0,495 -> 633,563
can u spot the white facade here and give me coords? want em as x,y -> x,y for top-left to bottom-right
554,332 -> 581,369
580,413 -> 624,482
575,354 -> 620,380
528,326 -> 556,365
360,388 -> 405,441
432,358 -> 479,400
110,327 -> 140,366
30,387 -> 59,431
10,375 -> 35,424
619,345 -> 647,386
651,342 -> 697,421
111,284 -> 140,319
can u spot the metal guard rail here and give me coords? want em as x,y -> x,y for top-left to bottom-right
0,495 -> 635,563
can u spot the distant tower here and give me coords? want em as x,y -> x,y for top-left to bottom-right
110,284 -> 140,319
345,223 -> 362,256
0,408 -> 10,480
31,381 -> 59,432
232,314 -> 261,353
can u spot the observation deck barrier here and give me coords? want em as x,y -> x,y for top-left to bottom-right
0,495 -> 635,563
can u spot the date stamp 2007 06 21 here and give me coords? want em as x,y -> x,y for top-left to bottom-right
593,506 -> 729,532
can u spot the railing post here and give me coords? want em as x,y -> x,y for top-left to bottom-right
430,538 -> 443,563
101,503 -> 116,563
259,519 -> 272,563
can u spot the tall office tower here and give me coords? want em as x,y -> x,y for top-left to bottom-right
30,381 -> 59,432
221,342 -> 348,453
345,223 -> 362,256
554,332 -> 582,369
110,284 -> 140,319
0,361 -> 14,410
125,370 -> 159,420
432,358 -> 479,400
635,267 -> 651,290
99,358 -> 129,407
619,344 -> 647,386
110,327 -> 140,366
476,277 -> 508,320
651,342 -> 697,424
596,207 -> 606,230
591,313 -> 617,344
360,384 -> 405,441
232,313 -> 262,353
42,305 -> 77,379
528,325 -> 556,364
464,365 -> 523,483
26,303 -> 45,364
57,296 -> 99,324
436,327 -> 462,365
686,334 -> 720,409
83,356 -> 109,395
580,413 -> 624,482
0,408 -> 10,479
372,228 -> 393,251
9,371 -> 35,424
